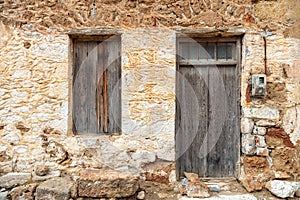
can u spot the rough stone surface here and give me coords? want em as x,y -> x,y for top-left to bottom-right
256,147 -> 269,156
0,191 -> 8,200
265,180 -> 300,198
208,185 -> 221,192
34,164 -> 50,176
180,194 -> 258,200
45,141 -> 68,164
255,136 -> 266,148
282,106 -> 300,145
186,181 -> 211,198
242,134 -> 256,155
8,183 -> 38,200
78,169 -> 139,198
266,128 -> 294,148
32,170 -> 61,181
255,120 -> 276,127
137,191 -> 145,200
253,126 -> 267,136
295,188 -> 300,197
241,118 -> 254,134
36,177 -> 74,200
240,175 -> 263,192
0,173 -> 31,189
243,106 -> 280,120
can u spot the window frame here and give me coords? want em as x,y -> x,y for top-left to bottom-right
177,37 -> 241,66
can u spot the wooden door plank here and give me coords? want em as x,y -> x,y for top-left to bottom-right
176,66 -> 209,178
207,66 -> 226,177
194,66 -> 208,177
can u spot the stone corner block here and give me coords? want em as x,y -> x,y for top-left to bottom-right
77,168 -> 139,198
36,177 -> 74,200
0,172 -> 31,189
241,118 -> 254,134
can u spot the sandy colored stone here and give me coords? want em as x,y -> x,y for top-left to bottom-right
184,172 -> 199,182
0,172 -> 31,189
186,181 -> 211,198
8,183 -> 38,200
78,169 -> 139,198
36,177 -> 74,200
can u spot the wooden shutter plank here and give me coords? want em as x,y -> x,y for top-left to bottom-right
73,41 -> 88,134
86,42 -> 98,134
97,41 -> 105,133
103,41 -> 109,133
107,40 -> 121,133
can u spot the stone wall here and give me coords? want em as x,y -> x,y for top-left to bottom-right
0,0 -> 300,198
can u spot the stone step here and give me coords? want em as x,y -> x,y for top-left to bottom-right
77,168 -> 139,198
35,177 -> 74,200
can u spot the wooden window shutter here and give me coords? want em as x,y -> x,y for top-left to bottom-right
72,36 -> 121,134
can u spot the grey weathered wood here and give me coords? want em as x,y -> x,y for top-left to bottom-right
176,38 -> 241,179
73,37 -> 121,135
87,42 -> 98,133
73,41 -> 88,134
107,40 -> 121,133
176,66 -> 209,178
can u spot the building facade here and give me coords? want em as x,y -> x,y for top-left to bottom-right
0,0 -> 300,198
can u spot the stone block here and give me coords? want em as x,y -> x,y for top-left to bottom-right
186,181 -> 211,198
8,183 -> 38,200
0,172 -> 31,189
239,173 -> 263,192
242,134 -> 256,155
282,106 -> 300,145
77,169 -> 139,198
208,185 -> 221,192
266,128 -> 294,148
256,147 -> 269,156
295,188 -> 300,197
255,120 -> 276,127
266,180 -> 300,198
131,150 -> 156,166
35,177 -> 74,200
274,171 -> 291,179
243,106 -> 279,120
253,126 -> 267,135
255,135 -> 266,147
32,170 -> 61,181
241,118 -> 254,134
12,145 -> 28,154
0,191 -> 8,200
137,191 -> 145,199
45,141 -> 68,164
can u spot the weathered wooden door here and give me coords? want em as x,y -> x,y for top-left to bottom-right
176,38 -> 241,178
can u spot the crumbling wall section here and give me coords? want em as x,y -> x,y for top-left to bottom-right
240,32 -> 300,191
